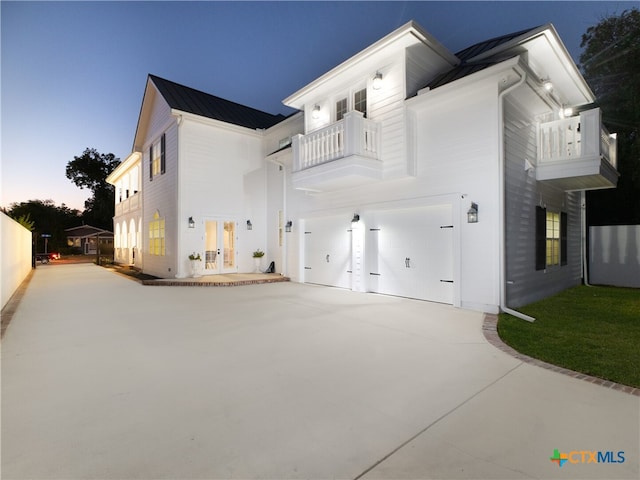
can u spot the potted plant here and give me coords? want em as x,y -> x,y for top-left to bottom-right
252,249 -> 265,272
188,252 -> 202,277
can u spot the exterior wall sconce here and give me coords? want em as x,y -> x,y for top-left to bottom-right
467,203 -> 478,223
562,107 -> 574,118
188,216 -> 195,228
542,80 -> 553,92
372,72 -> 383,90
285,220 -> 293,233
312,104 -> 320,119
246,220 -> 252,230
351,213 -> 360,223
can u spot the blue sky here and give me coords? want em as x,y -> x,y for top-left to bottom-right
1,1 -> 634,211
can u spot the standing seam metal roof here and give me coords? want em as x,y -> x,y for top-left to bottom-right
424,26 -> 541,91
149,74 -> 286,130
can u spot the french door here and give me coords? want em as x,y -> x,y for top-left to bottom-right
204,219 -> 237,274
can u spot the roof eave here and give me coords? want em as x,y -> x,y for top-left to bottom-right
283,20 -> 458,108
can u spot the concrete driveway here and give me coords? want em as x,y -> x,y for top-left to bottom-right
2,264 -> 638,479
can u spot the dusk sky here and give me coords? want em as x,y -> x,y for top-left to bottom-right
1,1 -> 634,212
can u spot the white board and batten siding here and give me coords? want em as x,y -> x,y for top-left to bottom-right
503,95 -> 582,308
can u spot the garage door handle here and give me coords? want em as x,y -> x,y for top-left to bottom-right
326,254 -> 330,263
405,257 -> 411,268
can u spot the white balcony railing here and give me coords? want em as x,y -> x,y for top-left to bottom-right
114,191 -> 142,217
538,108 -> 616,168
293,111 -> 380,172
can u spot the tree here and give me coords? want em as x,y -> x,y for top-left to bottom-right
580,8 -> 640,225
66,148 -> 120,229
7,200 -> 82,252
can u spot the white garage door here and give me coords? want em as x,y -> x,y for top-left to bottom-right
368,205 -> 454,304
304,216 -> 352,289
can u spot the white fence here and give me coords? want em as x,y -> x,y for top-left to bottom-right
1,213 -> 33,309
589,225 -> 640,288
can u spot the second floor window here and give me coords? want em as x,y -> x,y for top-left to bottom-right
354,88 -> 367,117
149,133 -> 166,180
336,98 -> 347,121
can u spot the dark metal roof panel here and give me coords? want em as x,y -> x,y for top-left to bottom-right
420,26 -> 540,92
455,26 -> 540,62
149,75 -> 286,130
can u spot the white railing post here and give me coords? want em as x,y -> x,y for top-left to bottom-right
344,111 -> 364,157
292,134 -> 303,172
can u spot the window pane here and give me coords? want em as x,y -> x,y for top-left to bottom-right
354,89 -> 367,117
336,98 -> 347,121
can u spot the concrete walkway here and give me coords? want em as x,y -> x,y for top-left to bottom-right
2,264 -> 638,479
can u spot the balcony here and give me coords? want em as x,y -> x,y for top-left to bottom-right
292,111 -> 382,191
114,191 -> 142,217
536,108 -> 618,191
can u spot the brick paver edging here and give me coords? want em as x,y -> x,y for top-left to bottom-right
483,314 -> 640,397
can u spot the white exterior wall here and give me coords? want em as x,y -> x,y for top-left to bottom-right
109,155 -> 143,268
177,117 -> 265,277
282,77 -> 502,312
141,91 -> 178,278
1,213 -> 32,309
412,82 -> 501,312
504,92 -> 583,307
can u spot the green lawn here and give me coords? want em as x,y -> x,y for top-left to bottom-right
498,285 -> 640,388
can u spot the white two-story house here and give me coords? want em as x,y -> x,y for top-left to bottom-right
109,21 -> 617,316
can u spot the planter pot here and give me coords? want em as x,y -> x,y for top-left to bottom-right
190,260 -> 202,278
253,257 -> 262,273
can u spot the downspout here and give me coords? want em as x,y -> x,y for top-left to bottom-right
581,190 -> 591,286
267,157 -> 288,277
498,65 -> 536,322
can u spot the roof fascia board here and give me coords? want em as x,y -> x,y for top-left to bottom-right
132,76 -> 157,152
106,152 -> 142,184
283,20 -> 458,107
406,56 -> 521,107
175,110 -> 266,138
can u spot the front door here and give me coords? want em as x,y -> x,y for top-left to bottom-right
204,219 -> 237,274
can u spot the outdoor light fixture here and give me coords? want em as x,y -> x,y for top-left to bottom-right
467,203 -> 478,223
372,72 -> 383,90
188,216 -> 195,228
542,79 -> 553,92
312,104 -> 321,119
351,213 -> 360,223
563,107 -> 574,118
285,220 -> 293,233
246,220 -> 252,230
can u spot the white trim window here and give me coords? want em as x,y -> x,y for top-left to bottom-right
149,211 -> 165,256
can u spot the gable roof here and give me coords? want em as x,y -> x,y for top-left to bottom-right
423,23 -> 594,106
149,74 -> 286,130
65,225 -> 113,238
454,26 -> 541,62
425,26 -> 540,91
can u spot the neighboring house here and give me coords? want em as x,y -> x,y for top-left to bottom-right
109,21 -> 617,315
65,225 -> 114,255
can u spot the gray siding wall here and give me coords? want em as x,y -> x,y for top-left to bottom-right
504,95 -> 582,307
